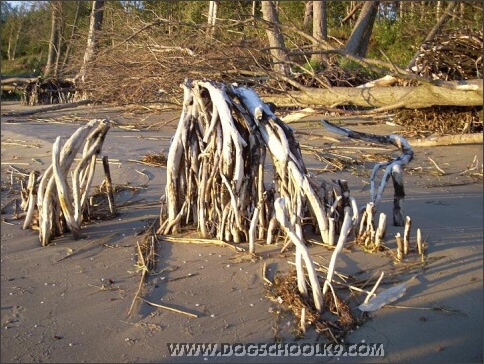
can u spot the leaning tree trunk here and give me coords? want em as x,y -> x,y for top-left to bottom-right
44,1 -> 62,78
76,0 -> 104,85
260,0 -> 290,76
345,1 -> 379,57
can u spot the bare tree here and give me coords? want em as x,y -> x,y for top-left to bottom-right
76,0 -> 104,84
345,1 -> 379,57
303,1 -> 312,29
44,1 -> 63,77
260,0 -> 290,76
60,1 -> 82,73
310,0 -> 328,66
207,1 -> 218,38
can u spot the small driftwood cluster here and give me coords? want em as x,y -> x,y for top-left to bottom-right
322,120 -> 414,227
160,79 -> 359,312
322,120 -> 421,256
21,119 -> 111,246
22,77 -> 76,106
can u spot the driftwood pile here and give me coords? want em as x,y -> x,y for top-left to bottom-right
21,119 -> 111,246
411,29 -> 483,81
159,79 -> 360,311
22,77 -> 76,106
159,79 -> 359,242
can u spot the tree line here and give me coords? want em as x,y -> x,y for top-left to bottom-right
2,1 -> 481,78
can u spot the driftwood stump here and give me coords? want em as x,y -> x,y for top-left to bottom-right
160,80 -> 358,311
21,119 -> 111,246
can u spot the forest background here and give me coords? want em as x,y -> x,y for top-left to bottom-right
1,1 -> 482,113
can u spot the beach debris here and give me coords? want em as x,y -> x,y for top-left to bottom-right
321,119 -> 414,227
159,79 -> 360,316
140,152 -> 167,167
358,276 -> 416,312
159,79 -> 358,247
22,77 -> 76,106
19,119 -> 111,246
396,233 -> 404,260
128,221 -> 158,316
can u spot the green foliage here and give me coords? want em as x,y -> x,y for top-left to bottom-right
0,0 -> 481,84
370,20 -> 415,66
298,59 -> 325,73
1,89 -> 23,102
277,1 -> 305,25
1,55 -> 43,76
182,1 -> 207,24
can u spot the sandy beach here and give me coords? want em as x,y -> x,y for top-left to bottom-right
1,101 -> 482,363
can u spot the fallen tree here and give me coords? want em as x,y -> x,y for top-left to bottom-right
263,79 -> 483,109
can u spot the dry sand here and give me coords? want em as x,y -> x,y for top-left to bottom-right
1,101 -> 482,363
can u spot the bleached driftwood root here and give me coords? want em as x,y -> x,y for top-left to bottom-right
160,80 -> 355,248
160,80 -> 360,313
322,119 -> 414,227
21,171 -> 39,229
31,119 -> 111,246
275,197 -> 323,312
322,211 -> 353,305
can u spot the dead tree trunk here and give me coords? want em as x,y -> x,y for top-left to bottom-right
260,0 -> 291,76
345,1 -> 379,57
76,0 -> 104,85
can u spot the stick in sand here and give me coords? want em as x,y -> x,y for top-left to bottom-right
140,298 -> 198,318
403,216 -> 411,254
102,156 -> 116,215
396,232 -> 403,260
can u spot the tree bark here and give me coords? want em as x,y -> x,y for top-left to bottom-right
345,1 -> 379,57
60,1 -> 81,73
311,0 -> 328,66
303,1 -> 312,29
207,1 -> 218,38
44,1 -> 62,78
260,0 -> 290,76
76,0 -> 104,84
262,79 -> 483,109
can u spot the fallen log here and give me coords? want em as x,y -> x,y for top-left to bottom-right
1,77 -> 38,85
263,79 -> 483,109
410,133 -> 483,147
1,99 -> 92,117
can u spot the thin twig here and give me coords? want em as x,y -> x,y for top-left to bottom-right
428,156 -> 446,175
139,297 -> 198,318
